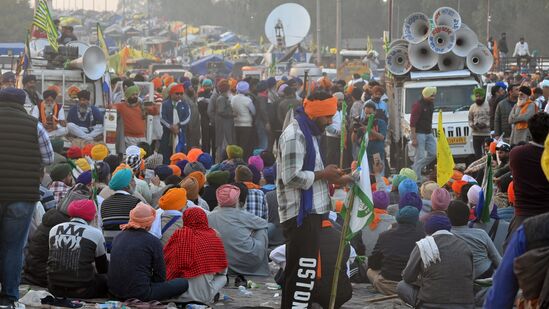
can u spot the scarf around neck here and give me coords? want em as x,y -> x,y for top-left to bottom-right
294,106 -> 322,226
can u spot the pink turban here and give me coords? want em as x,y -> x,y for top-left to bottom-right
216,184 -> 241,207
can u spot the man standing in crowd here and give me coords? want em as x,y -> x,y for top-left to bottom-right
277,91 -> 353,308
489,83 -> 507,132
66,90 -> 104,141
0,88 -> 53,308
498,32 -> 508,58
468,88 -> 491,159
512,37 -> 530,68
410,87 -> 436,180
494,84 -> 519,141
160,83 -> 191,164
112,85 -> 147,148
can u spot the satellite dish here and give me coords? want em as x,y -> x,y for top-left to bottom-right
265,3 -> 311,48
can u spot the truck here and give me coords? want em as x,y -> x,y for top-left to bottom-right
388,69 -> 480,171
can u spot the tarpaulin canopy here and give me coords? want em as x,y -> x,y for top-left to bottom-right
190,54 -> 233,75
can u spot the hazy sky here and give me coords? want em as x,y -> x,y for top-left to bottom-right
46,0 -> 119,12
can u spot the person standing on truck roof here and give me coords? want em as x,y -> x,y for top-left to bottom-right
468,88 -> 491,160
66,90 -> 104,141
57,25 -> 78,45
494,84 -> 519,141
23,75 -> 41,107
31,89 -> 67,139
410,87 -> 437,181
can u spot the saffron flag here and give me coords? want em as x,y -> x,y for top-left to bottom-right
341,114 -> 375,240
436,110 -> 455,187
475,155 -> 494,223
32,0 -> 59,52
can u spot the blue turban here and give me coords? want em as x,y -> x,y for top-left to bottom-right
109,168 -> 133,190
266,77 -> 277,88
0,87 -> 26,104
154,165 -> 173,181
396,206 -> 419,224
263,165 -> 276,184
398,178 -> 419,198
76,171 -> 92,186
197,153 -> 213,170
424,214 -> 452,235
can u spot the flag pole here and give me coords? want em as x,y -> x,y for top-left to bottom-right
339,99 -> 347,169
328,187 -> 356,309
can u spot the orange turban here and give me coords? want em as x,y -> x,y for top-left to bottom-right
303,96 -> 337,118
114,163 -> 131,175
508,181 -> 515,205
162,74 -> 174,87
168,165 -> 182,177
187,148 -> 203,163
169,84 -> 184,95
170,152 -> 187,165
180,177 -> 199,200
188,171 -> 206,189
158,187 -> 187,211
47,85 -> 61,96
152,77 -> 163,90
120,202 -> 156,230
82,144 -> 94,157
319,77 -> 333,90
228,78 -> 237,92
489,141 -> 497,154
452,180 -> 467,196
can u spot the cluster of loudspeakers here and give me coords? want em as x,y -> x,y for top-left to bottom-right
386,7 -> 494,76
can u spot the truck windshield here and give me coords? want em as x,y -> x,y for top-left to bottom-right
404,84 -> 477,113
39,81 -> 95,108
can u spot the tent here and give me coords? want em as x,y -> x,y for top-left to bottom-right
190,54 -> 233,75
219,31 -> 241,44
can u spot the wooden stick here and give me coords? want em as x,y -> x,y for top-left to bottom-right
366,294 -> 399,303
328,189 -> 356,309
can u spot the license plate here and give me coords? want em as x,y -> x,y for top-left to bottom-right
447,137 -> 467,144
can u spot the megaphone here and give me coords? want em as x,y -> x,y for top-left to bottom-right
408,39 -> 438,70
466,44 -> 494,74
433,7 -> 461,31
68,45 -> 107,80
452,24 -> 479,57
428,26 -> 456,54
437,52 -> 465,71
389,39 -> 408,50
386,46 -> 411,75
402,12 -> 430,44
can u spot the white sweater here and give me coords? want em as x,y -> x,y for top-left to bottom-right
231,94 -> 255,127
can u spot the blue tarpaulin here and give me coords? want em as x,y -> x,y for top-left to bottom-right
0,43 -> 24,56
190,54 -> 233,75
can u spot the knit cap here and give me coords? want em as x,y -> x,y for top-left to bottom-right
91,144 -> 109,161
67,200 -> 96,222
216,184 -> 240,207
398,179 -> 419,198
158,188 -> 187,211
373,191 -> 390,210
235,165 -> 253,182
50,163 -> 72,181
431,188 -> 452,211
424,214 -> 452,235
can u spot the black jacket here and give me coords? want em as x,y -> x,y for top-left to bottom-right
368,223 -> 426,281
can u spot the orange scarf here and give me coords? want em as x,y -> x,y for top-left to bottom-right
369,208 -> 388,230
244,181 -> 260,190
39,101 -> 59,128
515,100 -> 537,130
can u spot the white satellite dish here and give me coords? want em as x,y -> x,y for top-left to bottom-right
265,3 -> 311,48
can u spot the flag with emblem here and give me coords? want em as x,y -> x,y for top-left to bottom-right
32,0 -> 59,52
341,114 -> 375,240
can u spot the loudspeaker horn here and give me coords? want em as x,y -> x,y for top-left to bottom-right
386,46 -> 412,75
402,12 -> 431,44
433,7 -> 461,31
466,44 -> 494,74
428,26 -> 456,54
452,24 -> 479,57
437,52 -> 465,71
408,39 -> 438,70
68,45 -> 108,80
389,39 -> 408,50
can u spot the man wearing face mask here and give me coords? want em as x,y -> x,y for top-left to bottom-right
468,88 -> 491,159
112,85 -> 147,148
66,90 -> 104,141
509,86 -> 538,145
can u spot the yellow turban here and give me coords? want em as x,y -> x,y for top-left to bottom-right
75,158 -> 91,172
422,87 -> 437,98
91,144 -> 109,161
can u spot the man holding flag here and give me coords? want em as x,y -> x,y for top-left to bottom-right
276,91 -> 353,308
411,87 -> 437,181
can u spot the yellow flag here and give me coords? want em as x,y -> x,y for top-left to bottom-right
542,133 -> 549,181
436,110 -> 455,187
